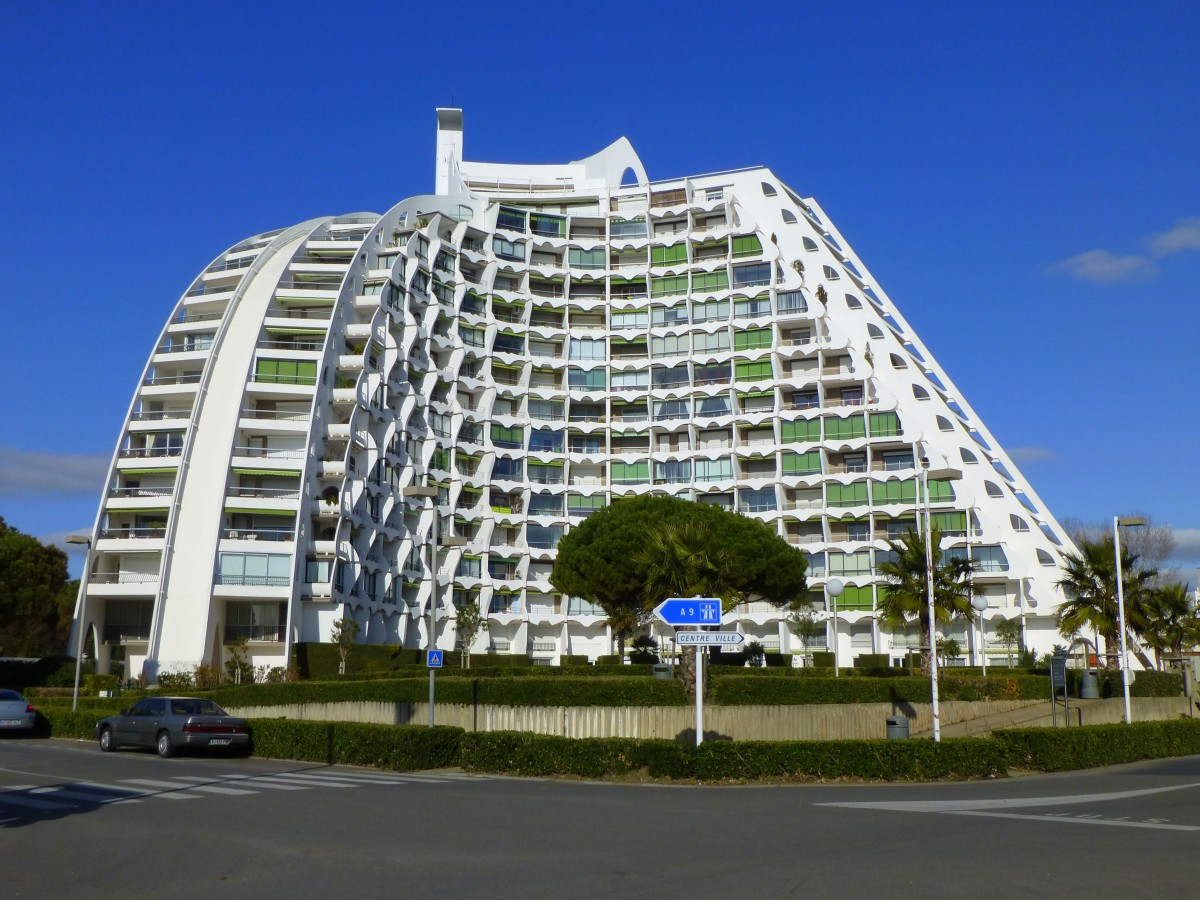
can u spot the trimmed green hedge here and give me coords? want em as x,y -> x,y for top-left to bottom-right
711,674 -> 1049,705
248,720 -> 462,769
994,719 -> 1200,771
460,732 -> 1007,781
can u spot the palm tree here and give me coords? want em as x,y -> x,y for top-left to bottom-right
1141,582 -> 1200,668
633,520 -> 733,696
1055,540 -> 1156,671
876,526 -> 977,676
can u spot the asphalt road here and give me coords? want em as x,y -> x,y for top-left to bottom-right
3,736 -> 1198,899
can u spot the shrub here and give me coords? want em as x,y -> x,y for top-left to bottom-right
249,720 -> 462,769
853,654 -> 891,669
994,720 -> 1200,771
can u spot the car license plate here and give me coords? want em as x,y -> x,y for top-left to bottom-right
209,737 -> 232,745
0,719 -> 21,725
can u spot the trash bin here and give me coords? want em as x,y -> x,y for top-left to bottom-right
1079,671 -> 1100,699
886,715 -> 910,740
651,664 -> 672,680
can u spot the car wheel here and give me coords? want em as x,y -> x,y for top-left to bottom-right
156,730 -> 176,758
98,726 -> 115,752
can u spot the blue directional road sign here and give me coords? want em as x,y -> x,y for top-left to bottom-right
426,650 -> 444,668
653,597 -> 723,627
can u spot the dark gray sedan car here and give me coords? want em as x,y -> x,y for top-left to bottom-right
94,697 -> 251,758
0,690 -> 37,732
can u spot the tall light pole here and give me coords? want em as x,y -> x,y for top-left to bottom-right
402,485 -> 466,727
918,458 -> 963,743
826,577 -> 845,677
65,534 -> 94,711
1113,515 -> 1147,725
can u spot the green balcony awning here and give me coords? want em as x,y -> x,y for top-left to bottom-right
264,325 -> 328,335
231,468 -> 301,477
118,466 -> 179,474
223,506 -> 295,516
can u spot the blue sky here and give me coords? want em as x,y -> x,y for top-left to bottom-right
2,1 -> 1198,574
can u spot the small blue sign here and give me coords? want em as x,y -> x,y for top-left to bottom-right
653,597 -> 723,627
427,650 -> 444,668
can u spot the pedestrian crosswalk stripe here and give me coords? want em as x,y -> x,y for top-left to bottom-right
248,773 -> 362,787
118,779 -> 205,798
210,776 -> 310,791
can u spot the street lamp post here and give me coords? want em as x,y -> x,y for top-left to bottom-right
825,578 -> 845,677
402,486 -> 466,727
65,534 -> 94,712
918,458 -> 963,743
1113,515 -> 1147,725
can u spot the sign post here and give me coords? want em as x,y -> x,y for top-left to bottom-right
427,649 -> 443,727
652,598 -> 726,747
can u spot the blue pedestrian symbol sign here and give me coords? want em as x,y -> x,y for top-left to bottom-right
427,650 -> 444,668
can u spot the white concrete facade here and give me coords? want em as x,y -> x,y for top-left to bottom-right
74,109 -> 1076,682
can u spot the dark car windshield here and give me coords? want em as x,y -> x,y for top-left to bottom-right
169,699 -> 228,716
0,690 -> 23,702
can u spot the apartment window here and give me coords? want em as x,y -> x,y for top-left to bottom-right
872,479 -> 916,505
777,290 -> 807,314
829,551 -> 871,577
567,495 -> 606,515
528,493 -> 564,516
529,213 -> 565,238
960,448 -> 979,464
733,263 -> 771,288
493,332 -> 525,354
457,556 -> 481,577
492,236 -> 525,261
695,457 -> 733,481
760,183 -> 778,197
610,369 -> 647,391
490,425 -> 524,449
985,480 -> 1003,498
696,396 -> 731,417
739,488 -> 776,512
781,450 -> 821,475
225,601 -> 286,642
845,294 -> 863,309
913,384 -> 930,400
458,325 -> 485,348
305,559 -> 330,584
612,461 -> 649,484
568,247 -> 605,269
651,334 -> 689,357
255,359 -> 316,385
1010,514 -> 1030,532
654,460 -> 691,483
497,207 -> 527,232
827,482 -> 868,507
651,275 -> 688,298
781,419 -> 821,443
928,480 -> 956,502
651,304 -> 689,327
611,309 -> 647,330
529,429 -> 564,452
734,360 -> 772,382
733,297 -> 771,320
568,368 -> 607,391
802,237 -> 819,251
733,327 -> 772,351
825,415 -> 865,440
569,338 -> 606,360
528,399 -> 564,419
1037,549 -> 1056,566
493,458 -> 523,480
219,553 -> 291,586
692,270 -> 730,293
931,512 -> 967,535
528,462 -> 564,484
732,235 -> 763,258
936,415 -> 953,432
653,399 -> 690,420
694,362 -> 731,384
694,332 -> 730,354
651,244 -> 687,266
527,524 -> 564,548
611,217 -> 648,239
693,299 -> 729,322
822,265 -> 840,280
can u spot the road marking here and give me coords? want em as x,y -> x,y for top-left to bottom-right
817,781 -> 1200,813
212,776 -> 310,791
949,810 -> 1200,832
251,773 -> 364,787
28,787 -> 141,805
161,779 -> 258,796
117,779 -> 205,798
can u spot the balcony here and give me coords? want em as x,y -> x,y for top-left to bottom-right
223,625 -> 286,642
99,527 -> 167,540
221,528 -> 296,543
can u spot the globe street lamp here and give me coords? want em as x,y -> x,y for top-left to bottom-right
1113,515 -> 1147,725
826,577 -> 845,677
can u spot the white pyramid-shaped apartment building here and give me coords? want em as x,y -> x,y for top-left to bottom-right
76,109 -> 1074,681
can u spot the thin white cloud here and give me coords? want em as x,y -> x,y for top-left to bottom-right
1148,217 -> 1200,258
1006,446 -> 1056,463
0,446 -> 110,497
1169,528 -> 1200,568
1045,249 -> 1156,284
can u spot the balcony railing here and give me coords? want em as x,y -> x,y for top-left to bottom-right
231,446 -> 305,459
229,486 -> 301,500
221,528 -> 295,542
217,575 -> 290,587
99,527 -> 167,540
143,374 -> 202,386
89,572 -> 159,585
109,486 -> 174,498
119,447 -> 183,459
